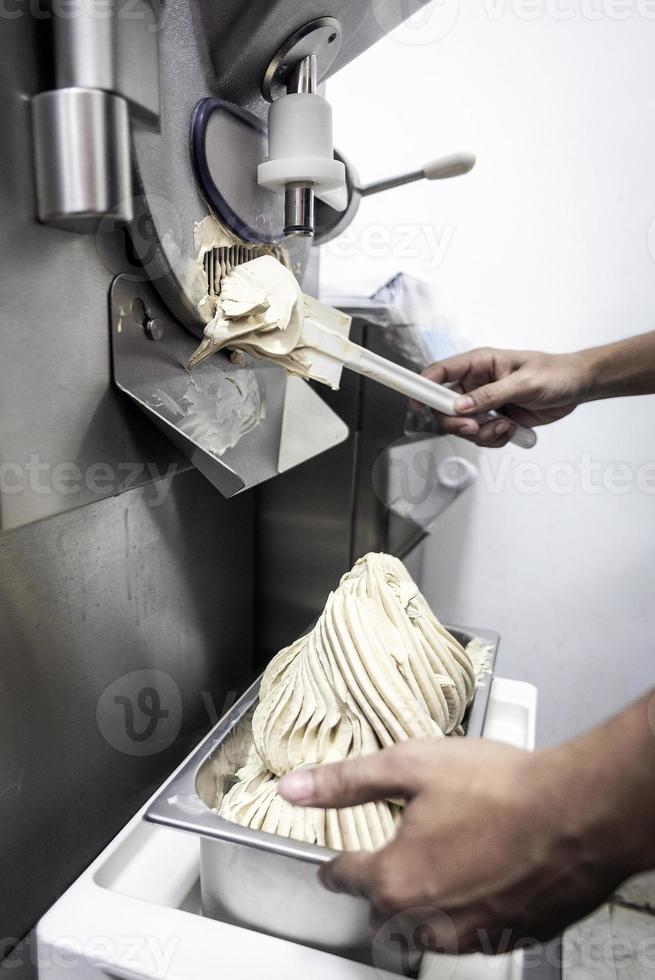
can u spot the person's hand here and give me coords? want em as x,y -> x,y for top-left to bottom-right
415,348 -> 592,447
277,737 -> 627,954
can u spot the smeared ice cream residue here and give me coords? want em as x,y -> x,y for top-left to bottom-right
150,370 -> 265,458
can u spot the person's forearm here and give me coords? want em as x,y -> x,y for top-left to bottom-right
420,331 -> 655,446
578,332 -> 655,401
544,690 -> 655,883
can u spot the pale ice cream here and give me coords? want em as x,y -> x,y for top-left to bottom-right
187,255 -> 314,379
214,553 -> 484,851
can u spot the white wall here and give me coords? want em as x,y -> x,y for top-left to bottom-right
322,0 -> 655,746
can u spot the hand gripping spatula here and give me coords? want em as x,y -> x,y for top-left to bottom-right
302,295 -> 537,449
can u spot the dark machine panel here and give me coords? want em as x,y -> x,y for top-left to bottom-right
0,471 -> 256,948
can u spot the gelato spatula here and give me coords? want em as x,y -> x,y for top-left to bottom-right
302,295 -> 537,449
187,256 -> 537,449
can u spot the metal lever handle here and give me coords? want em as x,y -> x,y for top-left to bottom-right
359,152 -> 476,198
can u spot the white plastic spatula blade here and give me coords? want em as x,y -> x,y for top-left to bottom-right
303,295 -> 351,338
298,295 -> 350,389
301,296 -> 537,449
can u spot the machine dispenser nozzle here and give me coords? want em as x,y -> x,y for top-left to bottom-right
258,19 -> 346,239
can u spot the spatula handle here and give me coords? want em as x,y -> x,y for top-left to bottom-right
344,346 -> 537,449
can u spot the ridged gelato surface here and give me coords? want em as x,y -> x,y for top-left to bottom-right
215,553 -> 481,850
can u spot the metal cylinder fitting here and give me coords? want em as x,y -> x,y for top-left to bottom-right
31,88 -> 133,232
284,54 -> 316,237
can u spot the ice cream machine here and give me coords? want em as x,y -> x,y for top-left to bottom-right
0,0 -> 483,964
28,0 -> 481,501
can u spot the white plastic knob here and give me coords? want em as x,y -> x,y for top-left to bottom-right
258,93 -> 345,195
422,152 -> 476,180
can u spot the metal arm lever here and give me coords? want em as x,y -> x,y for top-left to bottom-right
315,151 -> 477,243
359,152 -> 476,197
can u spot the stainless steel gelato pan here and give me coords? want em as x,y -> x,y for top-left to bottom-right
146,626 -> 498,973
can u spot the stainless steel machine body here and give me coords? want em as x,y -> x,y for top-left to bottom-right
146,628 -> 498,971
0,0 -> 449,964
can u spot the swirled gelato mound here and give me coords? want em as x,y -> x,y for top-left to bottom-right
215,553 -> 482,851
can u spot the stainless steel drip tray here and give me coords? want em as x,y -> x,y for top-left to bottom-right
145,626 -> 498,973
